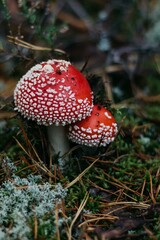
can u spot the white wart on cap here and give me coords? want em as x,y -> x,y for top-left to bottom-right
68,104 -> 118,147
14,59 -> 93,126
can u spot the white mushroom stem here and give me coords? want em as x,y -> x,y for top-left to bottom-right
47,125 -> 70,158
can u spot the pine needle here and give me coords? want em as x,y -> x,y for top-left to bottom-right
14,137 -> 56,179
7,35 -> 66,54
66,158 -> 99,189
67,192 -> 89,240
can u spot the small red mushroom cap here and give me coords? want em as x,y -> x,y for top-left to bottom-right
68,104 -> 118,147
14,59 -> 93,126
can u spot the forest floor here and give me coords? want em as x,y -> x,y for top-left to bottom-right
0,1 -> 160,239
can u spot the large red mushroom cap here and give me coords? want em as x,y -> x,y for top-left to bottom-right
68,104 -> 118,147
14,59 -> 93,126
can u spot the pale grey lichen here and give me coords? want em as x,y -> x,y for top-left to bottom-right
0,160 -> 68,239
1,156 -> 18,173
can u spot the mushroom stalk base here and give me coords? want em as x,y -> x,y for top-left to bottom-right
47,125 -> 70,159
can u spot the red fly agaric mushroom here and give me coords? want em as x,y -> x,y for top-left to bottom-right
14,59 -> 93,157
68,104 -> 118,147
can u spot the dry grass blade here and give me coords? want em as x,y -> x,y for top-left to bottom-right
66,158 -> 99,189
141,179 -> 146,198
149,172 -> 157,204
55,203 -> 61,240
34,214 -> 38,240
7,35 -> 66,54
79,201 -> 151,236
143,226 -> 158,240
79,215 -> 118,228
102,172 -> 142,197
67,192 -> 89,240
15,122 -> 56,179
14,137 -> 56,179
155,184 -> 160,199
106,201 -> 150,208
